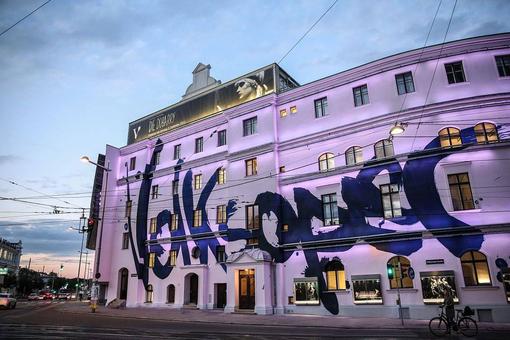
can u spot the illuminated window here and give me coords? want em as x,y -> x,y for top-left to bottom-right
395,72 -> 415,95
280,109 -> 287,117
387,256 -> 413,289
279,166 -> 285,173
475,122 -> 499,144
353,84 -> 369,107
148,253 -> 155,268
170,213 -> 178,231
345,146 -> 363,165
217,129 -> 227,146
246,204 -> 260,230
445,61 -> 466,84
290,106 -> 297,114
496,55 -> 510,77
380,184 -> 402,219
129,157 -> 136,171
195,137 -> 203,153
149,217 -> 157,233
439,127 -> 462,147
125,200 -> 132,218
194,174 -> 202,190
314,97 -> 328,118
325,260 -> 346,290
145,284 -> 153,303
172,180 -> 178,195
193,209 -> 202,227
282,224 -> 289,232
173,144 -> 181,160
243,116 -> 257,136
122,232 -> 129,249
461,251 -> 491,286
168,250 -> 177,267
217,168 -> 226,185
154,150 -> 161,166
245,158 -> 257,176
448,173 -> 474,211
374,139 -> 394,159
216,205 -> 227,224
247,237 -> 259,246
216,245 -> 226,263
151,185 -> 159,199
167,284 -> 175,303
318,152 -> 335,172
322,193 -> 339,226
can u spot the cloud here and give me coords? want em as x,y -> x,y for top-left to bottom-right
0,155 -> 21,164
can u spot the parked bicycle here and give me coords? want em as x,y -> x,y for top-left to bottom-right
429,305 -> 478,337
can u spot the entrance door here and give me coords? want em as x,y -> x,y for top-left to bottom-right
216,283 -> 227,308
238,269 -> 255,309
189,273 -> 198,305
119,268 -> 128,300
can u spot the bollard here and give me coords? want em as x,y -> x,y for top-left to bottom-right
91,299 -> 97,313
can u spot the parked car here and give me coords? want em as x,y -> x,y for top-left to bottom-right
57,292 -> 71,300
28,293 -> 39,301
39,291 -> 54,300
0,293 -> 16,309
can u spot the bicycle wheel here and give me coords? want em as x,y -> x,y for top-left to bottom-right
429,316 -> 448,337
458,317 -> 478,337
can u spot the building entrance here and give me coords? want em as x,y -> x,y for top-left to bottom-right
216,283 -> 227,308
189,273 -> 198,305
238,269 -> 255,310
118,268 -> 128,300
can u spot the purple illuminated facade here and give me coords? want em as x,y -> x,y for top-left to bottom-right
90,34 -> 510,321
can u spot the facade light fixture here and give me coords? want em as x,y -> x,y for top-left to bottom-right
390,122 -> 408,136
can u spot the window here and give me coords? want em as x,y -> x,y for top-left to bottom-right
279,166 -> 285,173
395,71 -> 415,95
145,284 -> 153,303
353,84 -> 369,107
243,117 -> 257,136
318,152 -> 335,172
148,253 -> 155,268
380,184 -> 402,219
154,150 -> 161,166
173,144 -> 181,160
280,109 -> 287,117
496,55 -> 510,77
461,251 -> 491,286
290,106 -> 297,114
151,185 -> 159,199
474,122 -> 499,144
168,250 -> 177,266
216,205 -> 227,224
387,256 -> 413,289
245,158 -> 257,176
172,180 -> 179,196
445,61 -> 466,84
216,245 -> 226,263
149,217 -> 157,233
374,139 -> 394,159
314,97 -> 328,118
194,174 -> 202,190
282,224 -> 289,232
325,260 -> 346,290
167,284 -> 175,303
125,200 -> 132,218
322,193 -> 339,226
439,127 -> 462,147
195,137 -> 203,153
129,157 -> 136,171
448,173 -> 475,211
345,146 -> 363,165
246,204 -> 260,230
217,168 -> 226,185
217,129 -> 227,146
170,214 -> 178,231
122,232 -> 129,249
193,209 -> 202,227
247,237 -> 259,246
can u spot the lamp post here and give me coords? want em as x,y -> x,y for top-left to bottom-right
81,155 -> 111,291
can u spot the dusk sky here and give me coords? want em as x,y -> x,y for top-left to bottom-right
1,0 -> 509,278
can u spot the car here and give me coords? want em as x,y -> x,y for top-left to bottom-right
39,291 -> 53,300
0,293 -> 16,309
28,293 -> 39,301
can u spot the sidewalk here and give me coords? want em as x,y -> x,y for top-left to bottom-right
57,302 -> 510,331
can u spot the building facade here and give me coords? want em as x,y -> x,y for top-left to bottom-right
89,34 -> 510,322
0,238 -> 22,275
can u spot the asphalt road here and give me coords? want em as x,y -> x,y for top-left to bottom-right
0,301 -> 508,339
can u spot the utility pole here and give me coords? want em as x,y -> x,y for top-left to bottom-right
75,209 -> 87,301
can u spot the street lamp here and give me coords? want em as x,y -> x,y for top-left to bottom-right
389,122 -> 408,136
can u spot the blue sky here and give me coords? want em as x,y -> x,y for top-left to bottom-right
0,0 -> 509,277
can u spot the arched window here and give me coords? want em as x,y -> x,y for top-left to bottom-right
325,259 -> 346,290
374,139 -> 394,159
345,146 -> 363,165
145,284 -> 153,303
387,256 -> 413,289
318,153 -> 335,172
474,122 -> 499,144
167,284 -> 175,303
461,251 -> 491,286
439,127 -> 462,147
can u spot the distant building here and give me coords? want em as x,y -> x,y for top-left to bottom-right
89,34 -> 510,322
0,238 -> 22,275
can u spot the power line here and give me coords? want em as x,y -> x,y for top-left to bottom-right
0,0 -> 53,38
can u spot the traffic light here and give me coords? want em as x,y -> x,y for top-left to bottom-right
387,263 -> 394,280
88,218 -> 95,227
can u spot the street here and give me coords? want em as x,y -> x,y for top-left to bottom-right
1,301 -> 509,339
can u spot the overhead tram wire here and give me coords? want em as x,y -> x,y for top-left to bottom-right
0,0 -> 53,38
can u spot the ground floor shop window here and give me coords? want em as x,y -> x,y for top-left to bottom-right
293,277 -> 319,305
461,250 -> 491,286
325,259 -> 346,290
387,256 -> 413,289
352,274 -> 383,304
420,271 -> 458,304
167,284 -> 175,303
